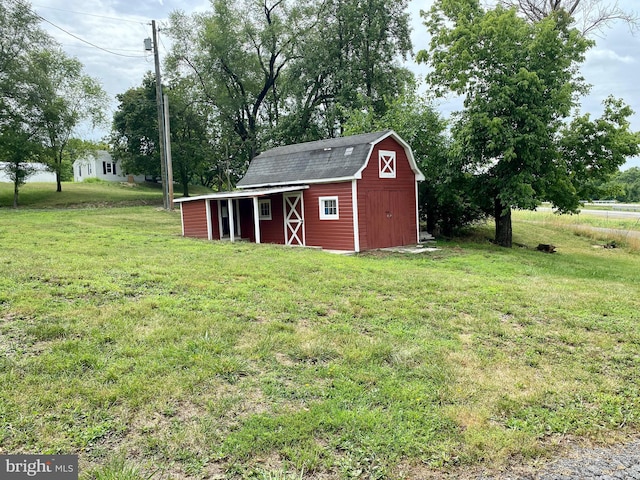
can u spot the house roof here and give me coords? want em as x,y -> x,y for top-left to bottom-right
236,130 -> 424,189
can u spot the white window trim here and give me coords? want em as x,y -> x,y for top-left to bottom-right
258,198 -> 272,220
319,196 -> 339,220
379,150 -> 396,178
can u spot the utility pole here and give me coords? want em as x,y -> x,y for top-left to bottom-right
163,93 -> 174,208
147,20 -> 168,210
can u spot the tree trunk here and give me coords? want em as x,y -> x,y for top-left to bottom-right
494,197 -> 512,247
13,181 -> 19,208
425,203 -> 437,236
181,169 -> 189,197
56,170 -> 62,192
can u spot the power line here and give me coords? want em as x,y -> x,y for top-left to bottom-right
9,0 -> 148,59
31,2 -> 151,42
62,43 -> 152,55
37,15 -> 148,59
158,29 -> 171,54
31,3 -> 146,25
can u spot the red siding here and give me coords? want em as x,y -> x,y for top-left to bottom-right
303,183 -> 355,251
182,200 -> 209,239
209,201 -> 220,239
259,194 -> 286,245
178,135 -> 418,251
357,137 -> 418,250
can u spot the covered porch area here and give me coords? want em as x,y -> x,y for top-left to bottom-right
174,185 -> 309,246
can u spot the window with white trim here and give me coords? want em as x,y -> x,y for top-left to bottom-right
378,150 -> 396,178
319,196 -> 339,220
258,199 -> 272,220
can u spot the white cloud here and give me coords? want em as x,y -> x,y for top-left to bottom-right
587,49 -> 635,64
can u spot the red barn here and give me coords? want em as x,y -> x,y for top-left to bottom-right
174,130 -> 424,252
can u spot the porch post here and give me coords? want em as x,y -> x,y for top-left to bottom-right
217,200 -> 223,240
205,200 -> 212,240
252,197 -> 261,244
227,198 -> 235,242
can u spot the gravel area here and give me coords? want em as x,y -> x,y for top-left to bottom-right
536,440 -> 640,480
475,439 -> 640,480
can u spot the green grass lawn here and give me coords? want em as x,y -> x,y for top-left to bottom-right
0,181 -> 214,209
514,209 -> 640,251
517,209 -> 640,232
1,202 -> 639,479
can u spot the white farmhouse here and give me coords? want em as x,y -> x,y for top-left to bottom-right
73,151 -> 145,183
0,163 -> 56,183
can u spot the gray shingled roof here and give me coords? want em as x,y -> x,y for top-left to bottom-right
237,130 -> 393,188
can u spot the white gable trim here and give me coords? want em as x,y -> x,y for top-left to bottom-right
354,130 -> 425,181
236,176 -> 357,190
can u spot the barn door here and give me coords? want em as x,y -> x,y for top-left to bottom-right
366,190 -> 411,248
284,193 -> 305,246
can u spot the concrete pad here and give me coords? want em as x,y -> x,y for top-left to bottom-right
379,245 -> 439,254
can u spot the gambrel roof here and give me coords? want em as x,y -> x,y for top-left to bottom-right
237,130 -> 424,189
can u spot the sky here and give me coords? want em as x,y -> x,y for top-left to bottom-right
31,0 -> 640,169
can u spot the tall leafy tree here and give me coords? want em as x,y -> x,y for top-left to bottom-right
0,0 -> 48,206
168,0 -> 308,165
605,167 -> 640,202
164,79 -> 219,196
35,49 -> 107,192
556,96 -> 640,205
167,0 -> 414,172
111,74 -> 226,195
111,73 -> 160,180
0,0 -> 47,113
498,0 -> 639,35
0,125 -> 41,208
271,0 -> 414,144
419,1 -> 639,247
1,0 -> 106,196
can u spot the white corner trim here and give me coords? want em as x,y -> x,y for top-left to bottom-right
180,203 -> 185,237
415,181 -> 420,243
217,200 -> 224,240
352,180 -> 360,252
205,200 -> 212,240
253,196 -> 261,244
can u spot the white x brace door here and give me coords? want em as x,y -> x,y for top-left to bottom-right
283,193 -> 305,246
